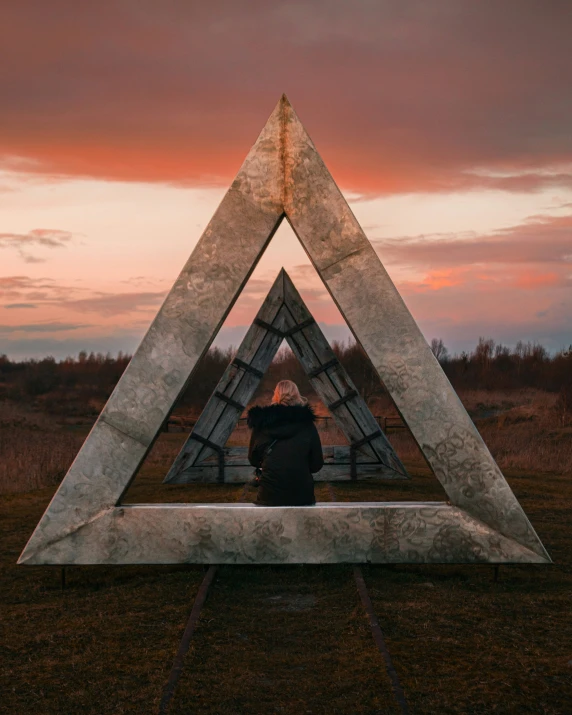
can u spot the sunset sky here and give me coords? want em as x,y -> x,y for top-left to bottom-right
1,1 -> 571,360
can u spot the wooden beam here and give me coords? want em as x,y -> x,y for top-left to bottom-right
282,273 -> 406,476
164,272 -> 287,483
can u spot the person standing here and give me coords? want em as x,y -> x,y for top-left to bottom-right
247,380 -> 324,506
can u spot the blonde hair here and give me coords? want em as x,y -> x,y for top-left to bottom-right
271,380 -> 308,407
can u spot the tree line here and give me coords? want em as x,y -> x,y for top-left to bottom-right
434,337 -> 572,393
1,337 -> 571,417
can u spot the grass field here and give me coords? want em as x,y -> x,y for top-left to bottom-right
3,387 -> 572,495
2,458 -> 571,714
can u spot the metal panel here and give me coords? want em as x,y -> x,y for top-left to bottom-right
282,98 -> 549,561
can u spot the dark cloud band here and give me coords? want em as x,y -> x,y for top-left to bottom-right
1,2 -> 571,194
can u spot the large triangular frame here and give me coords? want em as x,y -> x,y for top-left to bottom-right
19,96 -> 550,566
164,268 -> 407,484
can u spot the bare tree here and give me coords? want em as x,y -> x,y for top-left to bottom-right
430,338 -> 449,362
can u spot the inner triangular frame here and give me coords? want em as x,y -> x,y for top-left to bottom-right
164,268 -> 407,484
18,95 -> 550,566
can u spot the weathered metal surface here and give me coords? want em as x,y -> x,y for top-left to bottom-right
165,268 -> 406,484
18,100 -> 285,565
18,503 -> 549,565
282,98 -> 549,561
19,95 -> 549,566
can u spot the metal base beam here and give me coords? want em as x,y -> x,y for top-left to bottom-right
19,503 -> 549,566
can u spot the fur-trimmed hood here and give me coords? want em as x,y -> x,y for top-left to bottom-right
247,403 -> 316,438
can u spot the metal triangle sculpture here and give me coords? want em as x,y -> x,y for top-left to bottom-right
19,96 -> 550,566
164,268 -> 407,484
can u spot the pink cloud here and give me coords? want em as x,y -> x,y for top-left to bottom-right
0,275 -> 166,318
375,212 -> 572,269
0,228 -> 74,262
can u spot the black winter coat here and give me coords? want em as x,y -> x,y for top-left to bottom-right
247,403 -> 324,506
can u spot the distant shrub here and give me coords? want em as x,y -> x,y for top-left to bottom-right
556,382 -> 572,424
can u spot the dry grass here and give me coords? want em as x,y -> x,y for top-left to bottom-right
481,420 -> 572,475
372,388 -> 572,476
0,485 -> 208,714
170,564 -> 401,714
4,384 -> 572,711
0,402 -> 83,494
471,389 -> 572,474
458,387 -> 556,415
2,387 -> 572,499
2,467 -> 571,713
2,390 -> 572,712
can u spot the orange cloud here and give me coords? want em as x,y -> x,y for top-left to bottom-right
399,266 -> 495,294
512,271 -> 561,289
420,269 -> 465,291
403,265 -> 567,296
1,3 -> 572,194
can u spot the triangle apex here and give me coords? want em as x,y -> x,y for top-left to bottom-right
272,93 -> 292,114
